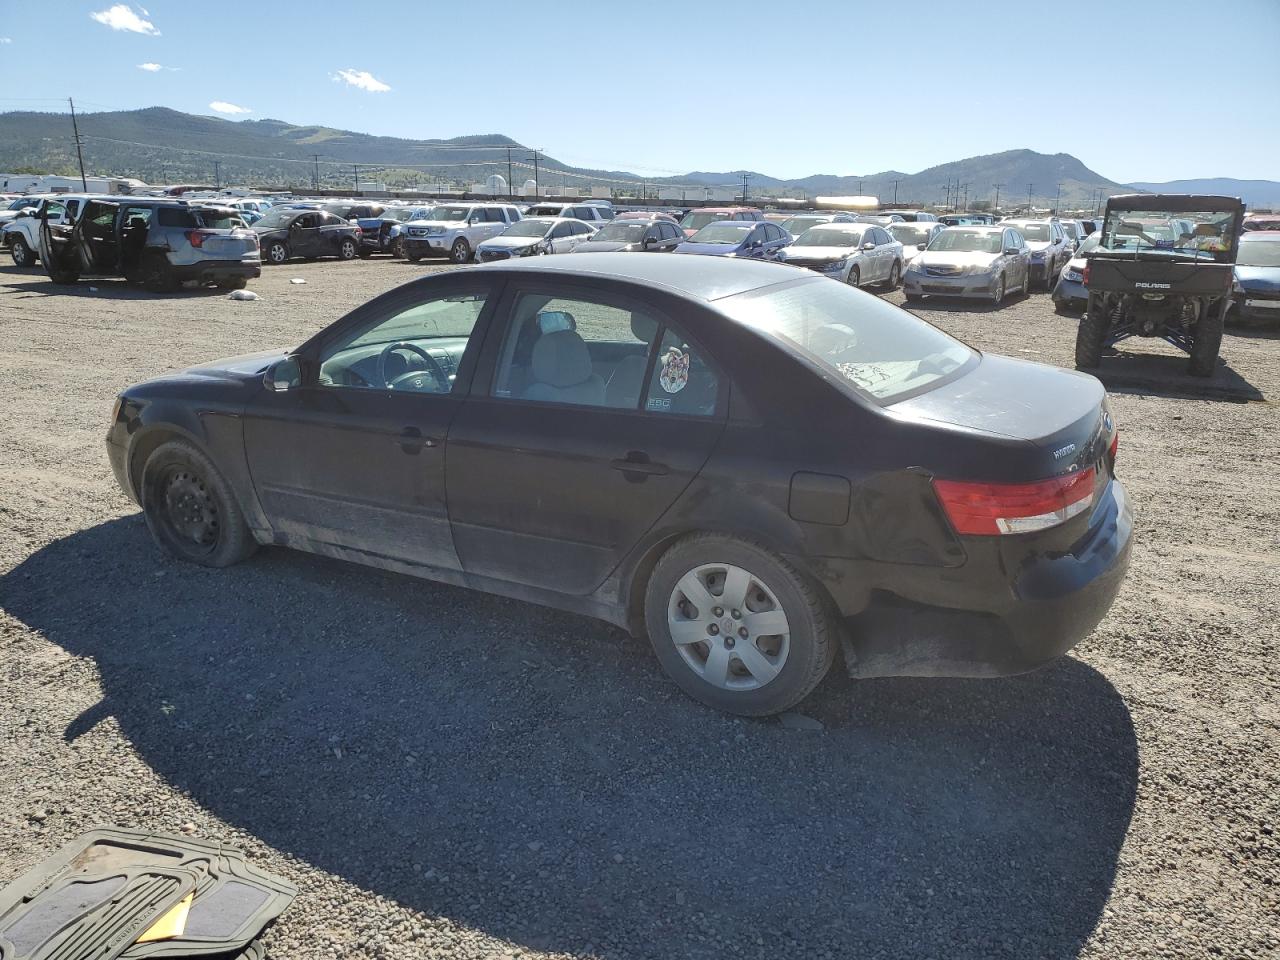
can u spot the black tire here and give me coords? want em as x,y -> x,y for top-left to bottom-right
1075,292 -> 1108,369
405,250 -> 422,263
10,237 -> 34,268
265,241 -> 288,265
141,253 -> 178,293
904,291 -> 922,303
391,238 -> 404,258
141,439 -> 257,568
338,238 -> 358,261
449,238 -> 472,264
990,273 -> 1005,305
47,268 -> 79,285
217,277 -> 247,290
1188,301 -> 1225,377
846,266 -> 860,288
644,533 -> 837,716
882,260 -> 901,291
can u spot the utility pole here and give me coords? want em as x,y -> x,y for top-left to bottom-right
857,178 -> 864,196
1054,182 -> 1063,214
353,163 -> 360,193
68,97 -> 88,190
312,154 -> 321,191
213,160 -> 221,189
1026,183 -> 1034,212
741,171 -> 751,204
993,182 -> 1004,214
524,147 -> 540,195
962,182 -> 969,211
506,147 -> 513,198
891,178 -> 901,204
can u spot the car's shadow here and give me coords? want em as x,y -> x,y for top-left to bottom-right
1092,349 -> 1264,402
0,268 -> 243,299
902,289 -> 1036,314
1,517 -> 1138,960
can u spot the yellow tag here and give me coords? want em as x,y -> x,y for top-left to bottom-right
135,892 -> 193,943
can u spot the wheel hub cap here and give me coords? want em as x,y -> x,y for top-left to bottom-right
667,563 -> 791,691
162,470 -> 219,547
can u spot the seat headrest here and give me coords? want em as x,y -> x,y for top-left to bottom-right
630,312 -> 660,344
531,329 -> 594,388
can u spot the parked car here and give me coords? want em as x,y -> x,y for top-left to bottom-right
1058,219 -> 1084,252
39,199 -> 260,291
401,203 -> 522,263
887,221 -> 944,270
883,210 -> 939,223
615,211 -> 679,224
678,207 -> 763,237
321,201 -> 386,221
572,218 -> 685,253
774,222 -> 904,289
1243,214 -> 1280,232
940,213 -> 994,226
778,213 -> 854,237
252,207 -> 361,265
0,195 -> 44,224
106,255 -> 1130,716
383,206 -> 435,257
1230,230 -> 1280,323
674,221 -> 792,259
4,195 -> 98,267
999,218 -> 1071,288
854,214 -> 905,225
1051,233 -> 1101,313
902,225 -> 1031,304
1079,219 -> 1099,235
355,205 -> 431,257
476,217 -> 596,261
524,202 -> 611,226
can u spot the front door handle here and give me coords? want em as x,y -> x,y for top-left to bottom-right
610,451 -> 669,479
395,426 -> 438,454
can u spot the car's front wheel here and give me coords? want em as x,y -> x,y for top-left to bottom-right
9,236 -> 34,267
141,439 -> 257,567
450,238 -> 472,264
644,533 -> 836,716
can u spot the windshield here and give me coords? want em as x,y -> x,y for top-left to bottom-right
1237,238 -> 1280,268
927,229 -> 1002,254
681,211 -> 733,231
719,278 -> 974,402
427,206 -> 472,221
781,216 -> 826,235
690,223 -> 752,244
1006,222 -> 1050,241
593,222 -> 647,242
1099,208 -> 1237,262
501,219 -> 553,238
793,227 -> 863,247
527,206 -> 564,216
195,210 -> 244,229
7,198 -> 32,211
888,224 -> 931,245
253,208 -> 296,229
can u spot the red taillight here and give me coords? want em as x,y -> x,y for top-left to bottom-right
185,230 -> 213,248
1082,262 -> 1090,287
933,468 -> 1096,536
353,227 -> 362,237
1108,431 -> 1119,462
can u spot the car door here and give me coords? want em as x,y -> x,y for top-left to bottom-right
291,213 -> 323,256
656,222 -> 681,251
445,279 -> 728,595
242,277 -> 498,570
742,225 -> 768,258
1005,229 -> 1028,287
547,221 -> 573,253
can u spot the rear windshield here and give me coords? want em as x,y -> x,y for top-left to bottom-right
690,223 -> 753,243
1008,222 -> 1050,241
593,221 -> 647,242
888,223 -> 932,245
718,277 -> 974,402
195,210 -> 244,229
253,208 -> 295,229
781,216 -> 826,235
680,211 -> 734,231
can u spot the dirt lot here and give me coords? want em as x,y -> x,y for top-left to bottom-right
1,257 -> 1277,960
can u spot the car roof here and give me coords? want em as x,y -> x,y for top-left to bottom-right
941,224 -> 1002,232
470,251 -> 806,301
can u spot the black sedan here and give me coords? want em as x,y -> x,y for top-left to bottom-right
106,256 -> 1131,715
251,207 -> 361,265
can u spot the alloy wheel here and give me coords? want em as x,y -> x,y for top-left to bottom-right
667,563 -> 791,691
11,241 -> 28,267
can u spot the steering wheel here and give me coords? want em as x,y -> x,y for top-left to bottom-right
376,341 -> 450,392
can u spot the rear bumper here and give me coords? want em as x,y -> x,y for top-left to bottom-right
819,479 -> 1133,678
170,259 -> 261,283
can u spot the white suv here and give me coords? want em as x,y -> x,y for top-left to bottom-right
3,195 -> 94,268
401,202 -> 523,263
524,201 -> 611,226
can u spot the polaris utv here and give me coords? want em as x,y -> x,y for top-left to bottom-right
1074,194 -> 1243,377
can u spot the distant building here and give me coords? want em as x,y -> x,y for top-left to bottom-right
521,179 -> 538,198
0,173 -> 146,195
485,173 -> 508,195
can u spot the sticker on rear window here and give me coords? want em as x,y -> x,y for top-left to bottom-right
658,347 -> 690,394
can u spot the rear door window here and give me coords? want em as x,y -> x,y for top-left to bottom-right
643,326 -> 720,416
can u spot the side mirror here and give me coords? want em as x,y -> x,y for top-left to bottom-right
1004,247 -> 1019,256
862,241 -> 876,251
642,236 -> 656,248
916,242 -> 927,251
265,356 -> 302,392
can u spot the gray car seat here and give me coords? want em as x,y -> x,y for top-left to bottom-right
523,329 -> 605,405
603,313 -> 660,408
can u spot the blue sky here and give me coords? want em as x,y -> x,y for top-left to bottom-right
1,0 -> 1277,183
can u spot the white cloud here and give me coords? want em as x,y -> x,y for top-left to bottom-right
208,101 -> 251,115
90,4 -> 159,35
0,38 -> 11,44
137,62 -> 162,72
332,68 -> 391,93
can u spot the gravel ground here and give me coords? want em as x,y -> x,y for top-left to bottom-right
0,256 -> 1276,960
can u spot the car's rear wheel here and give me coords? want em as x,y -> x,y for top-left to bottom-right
450,238 -> 472,264
1188,300 -> 1225,377
644,534 -> 836,716
10,237 -> 33,267
142,253 -> 178,293
1075,292 -> 1108,369
265,241 -> 288,265
338,238 -> 358,260
141,440 -> 257,568
846,265 -> 860,288
883,260 -> 901,290
1020,267 -> 1030,297
216,277 -> 247,290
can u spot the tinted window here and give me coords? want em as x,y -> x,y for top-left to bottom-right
157,208 -> 197,227
319,291 -> 489,393
550,223 -> 572,239
45,200 -> 67,220
644,326 -> 719,416
486,208 -> 506,222
570,221 -> 592,235
492,292 -> 665,409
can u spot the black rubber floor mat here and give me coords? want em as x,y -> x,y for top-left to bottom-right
0,830 -> 293,960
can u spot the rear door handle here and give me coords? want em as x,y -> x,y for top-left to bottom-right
395,426 -> 439,454
611,451 -> 669,478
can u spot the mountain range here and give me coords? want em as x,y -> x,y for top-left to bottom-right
0,107 -> 1274,209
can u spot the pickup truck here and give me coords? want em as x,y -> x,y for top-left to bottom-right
3,196 -> 91,267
